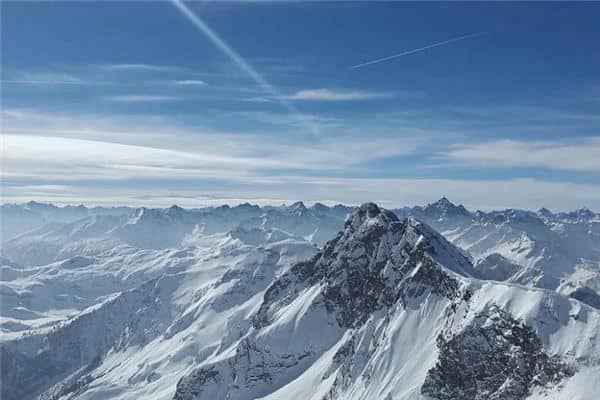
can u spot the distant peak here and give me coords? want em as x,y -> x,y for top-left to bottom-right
166,204 -> 185,217
424,197 -> 470,217
311,202 -> 329,211
290,201 -> 306,208
288,201 -> 307,214
437,197 -> 452,205
236,202 -> 258,209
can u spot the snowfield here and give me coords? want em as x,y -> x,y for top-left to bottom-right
1,200 -> 599,399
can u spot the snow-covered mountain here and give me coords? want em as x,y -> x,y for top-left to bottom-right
0,201 -> 134,241
0,202 -> 349,266
1,202 -> 599,399
397,198 -> 600,306
9,197 -> 594,299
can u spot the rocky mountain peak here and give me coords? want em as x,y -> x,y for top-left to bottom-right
165,204 -> 185,217
255,203 -> 467,329
311,202 -> 330,213
345,202 -> 398,228
288,201 -> 308,215
424,197 -> 470,218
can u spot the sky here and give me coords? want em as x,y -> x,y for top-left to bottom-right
2,1 -> 600,211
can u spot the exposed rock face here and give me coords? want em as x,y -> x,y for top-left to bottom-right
172,339 -> 314,400
173,367 -> 220,400
422,306 -> 573,400
254,203 -> 465,329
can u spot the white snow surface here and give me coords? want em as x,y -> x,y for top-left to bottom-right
1,201 -> 599,400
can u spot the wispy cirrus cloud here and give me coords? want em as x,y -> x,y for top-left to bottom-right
99,63 -> 183,72
3,107 -> 600,211
446,105 -> 600,124
1,108 -> 423,184
445,138 -> 600,172
174,79 -> 207,86
103,95 -> 181,102
1,72 -> 92,86
234,110 -> 343,130
287,88 -> 395,102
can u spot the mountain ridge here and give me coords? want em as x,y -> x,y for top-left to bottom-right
2,201 -> 600,399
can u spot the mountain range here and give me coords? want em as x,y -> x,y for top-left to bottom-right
1,200 -> 599,399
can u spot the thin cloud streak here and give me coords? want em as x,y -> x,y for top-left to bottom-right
103,95 -> 181,102
1,72 -> 91,86
100,63 -> 182,72
288,88 -> 395,101
446,138 -> 600,172
175,80 -> 207,85
168,0 -> 316,132
350,32 -> 486,69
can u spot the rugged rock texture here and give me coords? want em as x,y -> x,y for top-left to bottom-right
422,306 -> 573,400
0,277 -> 172,400
254,203 -> 469,329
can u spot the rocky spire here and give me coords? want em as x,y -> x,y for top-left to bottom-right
255,203 -> 469,328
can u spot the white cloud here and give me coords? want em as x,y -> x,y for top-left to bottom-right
1,134 -> 292,181
0,109 -> 423,185
3,108 -> 599,211
100,63 -> 183,72
446,138 -> 600,172
1,72 -> 90,85
235,110 -> 343,130
174,80 -> 207,85
288,88 -> 395,102
103,95 -> 181,102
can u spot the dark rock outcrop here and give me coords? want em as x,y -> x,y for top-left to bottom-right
422,306 -> 573,400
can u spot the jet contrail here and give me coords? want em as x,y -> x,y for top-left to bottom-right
168,0 -> 316,132
350,32 -> 486,70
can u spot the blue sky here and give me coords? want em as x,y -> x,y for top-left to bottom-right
2,1 -> 600,210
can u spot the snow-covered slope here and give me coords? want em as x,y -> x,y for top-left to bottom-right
399,198 -> 600,303
1,202 -> 348,266
2,203 -> 599,400
172,203 -> 598,400
0,231 -> 318,400
0,202 -> 133,241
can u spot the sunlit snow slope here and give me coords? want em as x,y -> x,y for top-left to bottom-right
1,202 -> 599,400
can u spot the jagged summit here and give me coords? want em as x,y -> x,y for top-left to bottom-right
166,204 -> 185,217
311,202 -> 329,213
423,197 -> 470,218
559,207 -> 597,221
344,202 -> 399,230
255,203 -> 472,329
235,202 -> 260,210
538,207 -> 554,219
287,201 -> 307,214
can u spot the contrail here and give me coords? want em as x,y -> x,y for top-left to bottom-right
350,32 -> 486,70
168,0 -> 316,132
